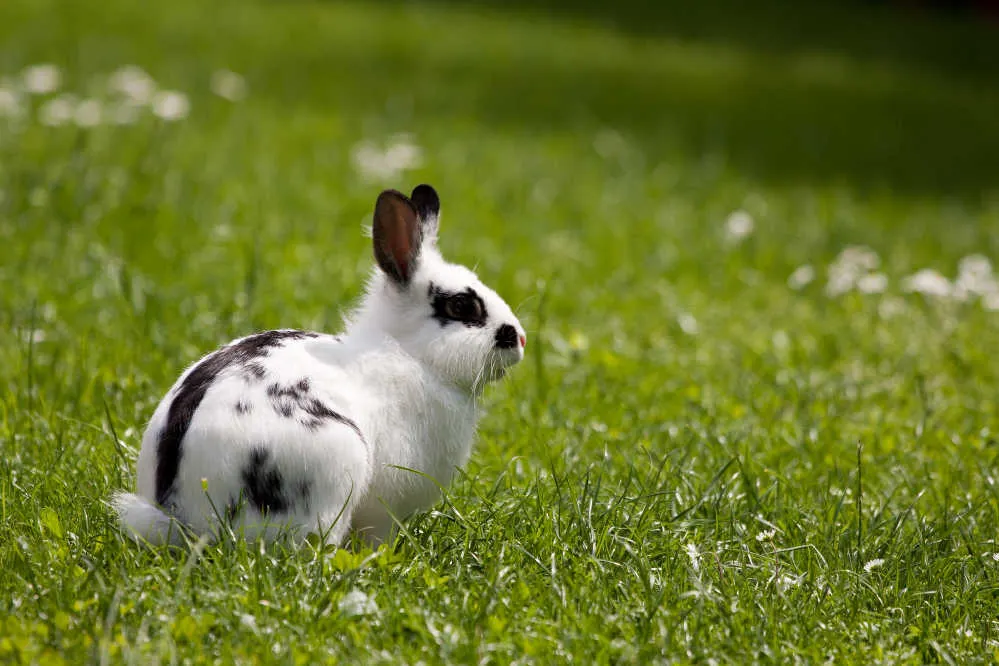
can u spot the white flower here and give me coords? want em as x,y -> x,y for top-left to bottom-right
351,136 -> 423,181
677,313 -> 698,336
902,269 -> 951,298
958,254 -> 992,279
953,254 -> 998,302
825,272 -> 854,297
0,84 -> 21,117
856,272 -> 888,294
825,246 -> 880,297
22,64 -> 62,94
684,542 -> 700,573
985,292 -> 999,312
108,65 -> 156,104
863,558 -> 885,573
338,590 -> 378,617
773,574 -> 801,591
210,69 -> 247,101
787,264 -> 815,290
755,529 -> 777,542
73,98 -> 103,127
152,90 -> 190,121
771,330 -> 790,351
839,245 -> 880,272
724,210 -> 754,241
19,329 -> 46,344
38,95 -> 76,126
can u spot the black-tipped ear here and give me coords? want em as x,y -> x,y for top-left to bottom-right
372,190 -> 422,286
410,184 -> 440,237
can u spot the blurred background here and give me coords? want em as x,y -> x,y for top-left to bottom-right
2,0 -> 998,429
1,0 -> 997,377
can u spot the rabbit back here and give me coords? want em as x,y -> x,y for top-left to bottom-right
134,330 -> 371,543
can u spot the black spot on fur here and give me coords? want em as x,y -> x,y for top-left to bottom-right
243,362 -> 267,382
234,400 -> 252,415
303,397 -> 365,440
241,448 -> 288,515
297,479 -> 313,513
155,330 -> 317,506
300,417 -> 324,431
430,286 -> 488,328
265,379 -> 364,439
267,380 -> 308,419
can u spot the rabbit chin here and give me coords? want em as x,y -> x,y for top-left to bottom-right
424,349 -> 516,394
481,347 -> 524,383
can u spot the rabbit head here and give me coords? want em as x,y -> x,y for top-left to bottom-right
353,184 -> 526,392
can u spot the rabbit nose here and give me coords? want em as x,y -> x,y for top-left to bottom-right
495,324 -> 519,349
519,334 -> 526,349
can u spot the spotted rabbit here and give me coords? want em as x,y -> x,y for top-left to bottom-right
113,185 -> 526,545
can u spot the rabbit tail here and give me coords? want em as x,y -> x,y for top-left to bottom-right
112,492 -> 188,546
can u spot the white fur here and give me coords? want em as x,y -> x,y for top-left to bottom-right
115,189 -> 525,546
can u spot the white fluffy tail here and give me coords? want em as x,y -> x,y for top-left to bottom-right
112,492 -> 188,546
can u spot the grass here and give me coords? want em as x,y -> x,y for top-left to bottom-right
2,0 -> 999,662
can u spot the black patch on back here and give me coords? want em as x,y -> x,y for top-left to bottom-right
266,380 -> 308,419
243,362 -> 267,382
430,286 -> 488,328
266,379 -> 365,441
155,329 -> 318,507
234,400 -> 252,415
241,448 -> 288,515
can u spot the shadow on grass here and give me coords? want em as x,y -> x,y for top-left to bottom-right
413,0 -> 999,85
6,0 -> 997,199
284,0 -> 999,199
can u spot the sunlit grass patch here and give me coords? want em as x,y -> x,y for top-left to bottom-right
2,0 -> 999,662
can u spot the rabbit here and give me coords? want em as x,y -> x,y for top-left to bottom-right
112,184 -> 526,546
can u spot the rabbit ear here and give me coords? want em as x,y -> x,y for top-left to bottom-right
410,184 -> 440,240
373,190 -> 422,286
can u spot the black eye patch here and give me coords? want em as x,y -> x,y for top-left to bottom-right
429,283 -> 488,328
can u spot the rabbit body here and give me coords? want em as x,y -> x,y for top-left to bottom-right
114,185 -> 524,545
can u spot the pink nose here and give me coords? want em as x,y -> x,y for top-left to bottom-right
519,334 -> 526,349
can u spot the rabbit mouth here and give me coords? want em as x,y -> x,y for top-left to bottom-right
483,348 -> 522,382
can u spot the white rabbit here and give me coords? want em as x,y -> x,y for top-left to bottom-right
113,184 -> 526,546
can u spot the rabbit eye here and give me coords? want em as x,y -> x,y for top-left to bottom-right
445,294 -> 483,322
430,284 -> 489,328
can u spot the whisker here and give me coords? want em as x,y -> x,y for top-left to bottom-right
514,294 -> 541,312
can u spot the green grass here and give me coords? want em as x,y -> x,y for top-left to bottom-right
3,0 -> 999,662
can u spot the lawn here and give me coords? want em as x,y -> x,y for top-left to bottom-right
2,0 -> 999,662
